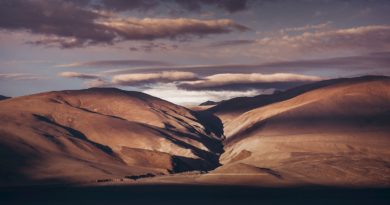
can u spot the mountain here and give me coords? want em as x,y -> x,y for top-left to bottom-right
0,88 -> 223,186
0,95 -> 9,100
199,100 -> 218,106
205,76 -> 390,187
1,76 -> 390,188
207,76 -> 390,124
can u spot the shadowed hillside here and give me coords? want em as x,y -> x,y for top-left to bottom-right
0,95 -> 9,101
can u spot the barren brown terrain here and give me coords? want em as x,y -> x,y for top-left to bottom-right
0,88 -> 223,186
117,76 -> 390,187
211,76 -> 390,187
0,76 -> 390,204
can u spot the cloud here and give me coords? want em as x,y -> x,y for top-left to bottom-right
129,42 -> 179,52
178,73 -> 323,91
0,0 -> 248,48
96,17 -> 249,41
279,21 -> 332,34
255,25 -> 390,56
255,51 -> 390,73
56,60 -> 172,68
26,36 -> 87,49
172,0 -> 249,13
111,71 -> 198,86
143,83 -> 266,106
57,70 -> 322,101
207,39 -> 256,47
99,0 -> 158,11
58,72 -> 100,79
65,70 -> 322,92
58,72 -> 109,87
84,79 -> 109,87
0,73 -> 44,80
105,51 -> 390,76
0,0 -> 113,47
186,25 -> 390,62
99,0 -> 249,13
89,71 -> 321,92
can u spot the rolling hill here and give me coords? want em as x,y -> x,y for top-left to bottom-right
205,76 -> 390,187
207,76 -> 390,124
0,88 -> 223,186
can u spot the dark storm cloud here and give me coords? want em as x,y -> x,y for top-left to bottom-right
0,0 -> 248,48
0,0 -> 116,47
100,18 -> 248,41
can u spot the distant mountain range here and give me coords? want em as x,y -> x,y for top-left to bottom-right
199,100 -> 218,106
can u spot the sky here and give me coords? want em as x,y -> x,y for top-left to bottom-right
0,0 -> 390,105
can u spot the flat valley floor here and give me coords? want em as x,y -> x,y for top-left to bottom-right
1,184 -> 390,205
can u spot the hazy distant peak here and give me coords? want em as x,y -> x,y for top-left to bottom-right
0,95 -> 10,100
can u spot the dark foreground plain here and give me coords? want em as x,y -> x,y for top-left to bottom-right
1,185 -> 389,205
1,76 -> 390,204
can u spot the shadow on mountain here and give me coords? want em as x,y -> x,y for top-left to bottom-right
33,114 -> 115,157
0,132 -> 67,186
